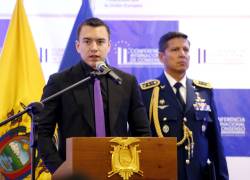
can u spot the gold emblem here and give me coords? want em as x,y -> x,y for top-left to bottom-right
108,137 -> 143,180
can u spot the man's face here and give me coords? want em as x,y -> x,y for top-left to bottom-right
159,37 -> 190,77
75,25 -> 111,69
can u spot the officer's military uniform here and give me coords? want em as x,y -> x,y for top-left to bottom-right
140,73 -> 228,180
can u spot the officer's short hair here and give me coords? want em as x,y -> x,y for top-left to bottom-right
77,17 -> 111,40
158,32 -> 189,52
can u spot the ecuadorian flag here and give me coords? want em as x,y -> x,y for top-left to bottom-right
0,0 -> 50,179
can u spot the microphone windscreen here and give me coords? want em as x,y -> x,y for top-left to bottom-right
96,61 -> 107,73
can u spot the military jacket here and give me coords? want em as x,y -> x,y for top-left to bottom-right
140,73 -> 228,180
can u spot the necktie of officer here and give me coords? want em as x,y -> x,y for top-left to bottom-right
174,82 -> 185,111
94,78 -> 106,137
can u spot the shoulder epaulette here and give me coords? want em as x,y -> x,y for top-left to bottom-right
193,80 -> 212,89
140,79 -> 160,90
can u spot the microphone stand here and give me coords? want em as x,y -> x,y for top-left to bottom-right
0,72 -> 99,180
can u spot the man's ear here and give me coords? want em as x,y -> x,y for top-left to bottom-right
75,40 -> 80,53
158,52 -> 164,63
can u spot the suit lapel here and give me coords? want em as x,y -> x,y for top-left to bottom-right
185,78 -> 195,113
108,77 -> 123,131
71,63 -> 95,130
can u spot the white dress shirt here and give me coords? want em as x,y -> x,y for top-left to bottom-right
164,71 -> 187,103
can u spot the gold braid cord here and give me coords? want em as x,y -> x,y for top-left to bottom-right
149,86 -> 163,137
149,86 -> 194,162
177,123 -> 194,162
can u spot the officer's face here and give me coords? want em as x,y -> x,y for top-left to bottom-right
159,37 -> 190,78
75,25 -> 111,69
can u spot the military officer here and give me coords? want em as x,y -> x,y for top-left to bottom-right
140,32 -> 229,180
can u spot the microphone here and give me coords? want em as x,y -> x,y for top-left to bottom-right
96,61 -> 122,85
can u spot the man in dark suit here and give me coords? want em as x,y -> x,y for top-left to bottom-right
37,17 -> 151,173
140,32 -> 228,180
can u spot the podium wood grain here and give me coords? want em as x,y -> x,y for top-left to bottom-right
53,137 -> 177,180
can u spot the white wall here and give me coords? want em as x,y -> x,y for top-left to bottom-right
0,0 -> 249,179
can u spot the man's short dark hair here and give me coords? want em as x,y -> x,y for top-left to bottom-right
77,17 -> 111,40
158,32 -> 189,52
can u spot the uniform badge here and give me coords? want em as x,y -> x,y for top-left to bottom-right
193,92 -> 211,112
160,85 -> 165,89
162,124 -> 169,134
201,124 -> 207,132
140,79 -> 160,90
158,99 -> 168,109
195,92 -> 205,103
159,99 -> 165,105
158,105 -> 168,110
108,137 -> 143,180
193,80 -> 212,89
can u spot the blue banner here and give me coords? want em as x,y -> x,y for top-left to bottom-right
214,89 -> 250,156
106,20 -> 178,83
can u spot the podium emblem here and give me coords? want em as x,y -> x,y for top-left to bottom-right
108,137 -> 143,180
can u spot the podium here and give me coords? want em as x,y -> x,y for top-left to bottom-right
53,137 -> 177,180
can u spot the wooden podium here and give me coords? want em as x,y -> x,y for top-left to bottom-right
53,137 -> 177,180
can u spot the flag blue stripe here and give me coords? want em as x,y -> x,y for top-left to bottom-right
58,0 -> 93,71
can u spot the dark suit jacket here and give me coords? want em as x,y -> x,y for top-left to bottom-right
141,73 -> 228,180
37,61 -> 151,173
